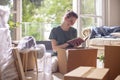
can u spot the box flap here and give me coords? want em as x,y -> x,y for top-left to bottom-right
64,66 -> 109,80
65,67 -> 93,77
85,68 -> 109,79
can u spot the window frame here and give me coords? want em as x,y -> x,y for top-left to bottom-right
11,0 -> 22,40
74,0 -> 105,37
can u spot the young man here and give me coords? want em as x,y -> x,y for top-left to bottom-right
49,11 -> 78,55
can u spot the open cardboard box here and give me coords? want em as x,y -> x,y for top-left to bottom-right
64,66 -> 109,80
57,47 -> 98,74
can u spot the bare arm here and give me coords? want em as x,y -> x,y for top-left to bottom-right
50,39 -> 69,52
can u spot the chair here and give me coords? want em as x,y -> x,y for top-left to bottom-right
20,48 -> 38,74
12,47 -> 26,80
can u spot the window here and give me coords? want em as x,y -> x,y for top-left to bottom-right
74,0 -> 104,37
21,0 -> 72,41
12,0 -> 105,40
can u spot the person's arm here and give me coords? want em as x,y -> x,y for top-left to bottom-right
50,39 -> 69,52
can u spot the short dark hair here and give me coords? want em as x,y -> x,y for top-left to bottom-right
66,11 -> 78,18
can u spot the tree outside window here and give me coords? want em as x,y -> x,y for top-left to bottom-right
22,0 -> 72,40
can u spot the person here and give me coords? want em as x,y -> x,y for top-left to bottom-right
49,10 -> 78,56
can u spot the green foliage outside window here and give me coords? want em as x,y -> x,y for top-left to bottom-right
81,0 -> 95,14
22,0 -> 72,23
22,0 -> 72,40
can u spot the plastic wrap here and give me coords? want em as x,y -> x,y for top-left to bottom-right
0,6 -> 19,80
0,5 -> 10,28
36,44 -> 52,80
38,52 -> 52,80
17,36 -> 52,79
0,5 -> 52,80
32,44 -> 53,80
17,36 -> 36,51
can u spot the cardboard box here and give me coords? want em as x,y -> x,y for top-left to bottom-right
64,66 -> 109,80
57,47 -> 98,74
115,75 -> 120,80
52,72 -> 64,80
104,46 -> 120,80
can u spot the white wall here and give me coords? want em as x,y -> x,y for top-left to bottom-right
106,0 -> 120,26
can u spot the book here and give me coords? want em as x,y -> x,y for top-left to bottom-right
67,37 -> 88,47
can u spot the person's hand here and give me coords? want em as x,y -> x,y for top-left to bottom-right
64,43 -> 69,48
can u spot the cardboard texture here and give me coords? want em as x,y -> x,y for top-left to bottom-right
57,47 -> 98,74
104,46 -> 120,80
0,71 -> 1,79
64,66 -> 109,80
115,75 -> 120,80
52,73 -> 64,80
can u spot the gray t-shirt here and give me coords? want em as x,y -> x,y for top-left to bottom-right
49,26 -> 77,45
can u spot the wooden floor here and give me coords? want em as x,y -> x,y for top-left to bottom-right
25,71 -> 63,80
25,59 -> 64,80
25,59 -> 103,80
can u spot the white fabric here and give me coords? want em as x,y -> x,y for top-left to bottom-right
110,32 -> 120,37
52,56 -> 58,73
36,44 -> 46,59
89,38 -> 120,46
